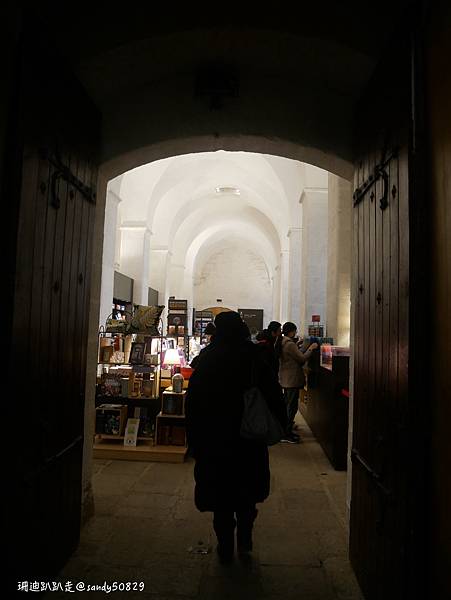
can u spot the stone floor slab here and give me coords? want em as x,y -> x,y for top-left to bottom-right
45,416 -> 363,599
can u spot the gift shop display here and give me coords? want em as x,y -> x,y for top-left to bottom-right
93,305 -> 187,463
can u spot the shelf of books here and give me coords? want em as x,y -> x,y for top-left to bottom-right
93,310 -> 188,462
167,298 -> 191,361
192,309 -> 214,340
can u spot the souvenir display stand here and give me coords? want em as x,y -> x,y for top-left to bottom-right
93,313 -> 187,462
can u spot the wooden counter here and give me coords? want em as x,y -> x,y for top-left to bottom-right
300,351 -> 349,470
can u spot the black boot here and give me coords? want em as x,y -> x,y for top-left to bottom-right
213,512 -> 236,564
236,507 -> 258,554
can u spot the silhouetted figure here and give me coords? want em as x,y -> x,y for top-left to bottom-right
185,311 -> 286,563
255,320 -> 282,376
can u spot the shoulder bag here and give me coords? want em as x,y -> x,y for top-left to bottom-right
240,361 -> 284,445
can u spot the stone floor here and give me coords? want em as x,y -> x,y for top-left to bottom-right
47,416 -> 364,599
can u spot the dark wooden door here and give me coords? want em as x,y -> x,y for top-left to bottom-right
349,25 -> 427,600
7,16 -> 100,587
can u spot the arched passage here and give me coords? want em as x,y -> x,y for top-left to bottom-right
99,148 -> 312,331
6,5 -> 443,599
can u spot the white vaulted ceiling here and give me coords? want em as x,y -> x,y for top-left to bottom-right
107,150 -> 330,322
113,150 -> 311,282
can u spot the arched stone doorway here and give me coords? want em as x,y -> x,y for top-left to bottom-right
6,6 -> 438,598
85,109 -> 409,600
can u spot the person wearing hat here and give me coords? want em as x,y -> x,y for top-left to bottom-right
185,311 -> 286,564
190,322 -> 216,369
279,322 -> 318,443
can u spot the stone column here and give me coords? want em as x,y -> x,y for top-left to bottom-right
114,217 -> 122,270
149,247 -> 171,304
279,250 -> 290,324
271,267 -> 281,323
166,262 -> 186,299
299,189 -> 328,336
120,222 -> 152,305
326,174 -> 352,346
99,188 -> 121,327
181,268 -> 196,334
287,227 -> 302,324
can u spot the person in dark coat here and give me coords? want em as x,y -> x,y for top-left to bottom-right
255,320 -> 282,376
185,311 -> 286,563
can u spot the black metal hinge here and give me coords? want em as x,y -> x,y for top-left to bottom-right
39,148 -> 96,209
353,149 -> 398,210
351,448 -> 392,498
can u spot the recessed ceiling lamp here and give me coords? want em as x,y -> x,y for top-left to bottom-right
215,186 -> 241,195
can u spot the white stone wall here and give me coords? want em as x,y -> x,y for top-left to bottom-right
99,189 -> 121,328
287,227 -> 302,324
194,244 -> 273,320
299,190 -> 329,334
326,174 -> 352,346
119,225 -> 152,305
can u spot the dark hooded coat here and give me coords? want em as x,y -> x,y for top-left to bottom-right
185,322 -> 286,512
255,329 -> 281,376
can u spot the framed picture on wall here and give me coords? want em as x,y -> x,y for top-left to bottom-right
129,342 -> 146,364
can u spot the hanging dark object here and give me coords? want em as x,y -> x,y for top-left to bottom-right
353,148 -> 398,210
195,62 -> 239,110
351,449 -> 391,499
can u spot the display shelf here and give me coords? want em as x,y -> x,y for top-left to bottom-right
95,433 -> 152,441
155,388 -> 187,449
99,332 -> 164,337
192,309 -> 214,337
167,298 -> 189,359
95,322 -> 167,460
96,395 -> 160,404
93,439 -> 187,463
97,362 -> 156,373
93,313 -> 193,462
157,412 -> 186,419
160,379 -> 189,390
112,297 -> 133,322
97,359 -> 156,363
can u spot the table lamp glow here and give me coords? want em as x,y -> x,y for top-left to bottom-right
164,348 -> 181,375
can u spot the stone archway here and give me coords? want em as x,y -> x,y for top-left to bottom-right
83,136 -> 354,522
7,7 -> 445,597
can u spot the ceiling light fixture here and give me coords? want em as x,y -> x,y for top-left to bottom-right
215,186 -> 241,195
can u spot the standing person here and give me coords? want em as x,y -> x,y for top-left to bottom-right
255,320 -> 282,376
279,322 -> 318,443
185,311 -> 286,563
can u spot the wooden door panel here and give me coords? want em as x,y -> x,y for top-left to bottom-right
350,86 -> 417,597
8,16 -> 100,585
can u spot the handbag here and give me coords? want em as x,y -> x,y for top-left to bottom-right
240,361 -> 285,446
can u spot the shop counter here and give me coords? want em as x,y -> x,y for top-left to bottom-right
300,347 -> 350,470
